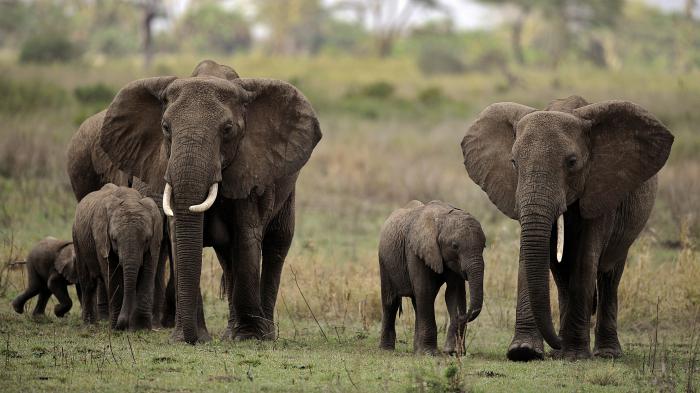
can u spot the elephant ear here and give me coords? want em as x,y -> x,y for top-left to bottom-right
191,59 -> 240,81
141,197 -> 163,265
93,185 -> 119,260
574,101 -> 674,218
221,78 -> 322,199
461,103 -> 535,219
406,204 -> 443,274
55,244 -> 77,284
98,77 -> 176,194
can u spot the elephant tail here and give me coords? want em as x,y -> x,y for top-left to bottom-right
398,302 -> 403,318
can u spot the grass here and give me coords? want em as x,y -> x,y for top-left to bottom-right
0,53 -> 699,392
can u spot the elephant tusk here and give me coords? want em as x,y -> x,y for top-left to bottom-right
556,214 -> 564,263
163,183 -> 174,217
189,183 -> 218,213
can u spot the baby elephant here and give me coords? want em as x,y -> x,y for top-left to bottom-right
379,200 -> 486,355
11,237 -> 78,318
73,184 -> 162,330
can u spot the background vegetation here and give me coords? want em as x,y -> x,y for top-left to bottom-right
0,0 -> 698,391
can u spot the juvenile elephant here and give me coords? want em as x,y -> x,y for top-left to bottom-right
73,184 -> 163,330
11,237 -> 78,318
379,200 -> 485,355
461,96 -> 673,361
75,59 -> 321,344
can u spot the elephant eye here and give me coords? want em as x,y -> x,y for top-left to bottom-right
451,242 -> 459,250
222,122 -> 235,138
162,121 -> 171,137
510,159 -> 517,170
566,155 -> 577,169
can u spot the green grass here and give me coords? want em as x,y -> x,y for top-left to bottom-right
1,53 -> 699,392
0,298 -> 697,392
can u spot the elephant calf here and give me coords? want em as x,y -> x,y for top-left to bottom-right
379,200 -> 485,355
73,184 -> 162,330
11,237 -> 78,318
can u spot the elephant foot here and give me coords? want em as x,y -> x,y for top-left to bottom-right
53,303 -> 71,318
160,313 -> 175,329
550,347 -> 592,361
414,346 -> 439,356
593,344 -> 622,359
507,336 -> 544,362
11,299 -> 24,314
443,338 -> 465,356
170,325 -> 211,344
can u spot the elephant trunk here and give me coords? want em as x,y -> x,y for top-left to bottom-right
519,202 -> 562,350
173,209 -> 203,344
465,255 -> 484,322
116,243 -> 140,330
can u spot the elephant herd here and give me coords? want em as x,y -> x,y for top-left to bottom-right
11,60 -> 674,362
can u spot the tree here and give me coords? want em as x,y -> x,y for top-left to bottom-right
256,0 -> 326,55
177,1 -> 251,55
336,0 -> 443,57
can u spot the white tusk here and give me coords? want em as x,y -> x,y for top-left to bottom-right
189,183 -> 218,213
163,183 -> 174,217
556,214 -> 564,263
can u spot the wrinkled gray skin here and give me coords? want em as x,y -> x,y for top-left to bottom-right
73,184 -> 163,331
11,237 -> 78,318
379,200 -> 485,355
71,60 -> 321,344
461,96 -> 674,361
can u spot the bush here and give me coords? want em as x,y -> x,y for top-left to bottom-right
19,34 -> 81,64
0,77 -> 67,113
417,86 -> 445,106
359,81 -> 395,99
417,45 -> 466,76
74,83 -> 115,106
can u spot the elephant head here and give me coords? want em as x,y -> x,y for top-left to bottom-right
97,60 -> 321,343
55,244 -> 77,284
93,185 -> 163,330
461,96 -> 673,349
407,201 -> 486,322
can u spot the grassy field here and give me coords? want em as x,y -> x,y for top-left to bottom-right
0,53 -> 699,392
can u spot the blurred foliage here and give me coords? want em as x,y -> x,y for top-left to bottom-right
0,76 -> 67,113
176,1 -> 251,55
19,34 -> 81,64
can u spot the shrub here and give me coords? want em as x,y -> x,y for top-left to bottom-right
74,83 -> 115,106
0,77 -> 67,113
19,34 -> 81,64
417,86 -> 445,106
359,81 -> 395,99
417,45 -> 466,76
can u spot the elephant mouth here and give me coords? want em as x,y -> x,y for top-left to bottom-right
162,182 -> 219,217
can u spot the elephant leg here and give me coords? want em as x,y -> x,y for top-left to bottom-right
80,279 -> 98,325
162,246 -> 176,328
107,259 -> 124,329
151,239 -> 169,329
507,259 -> 544,361
32,290 -> 52,317
379,270 -> 400,350
594,255 -> 626,359
444,274 -> 467,355
413,289 -> 439,355
215,247 -> 237,340
260,196 -> 294,340
48,273 -> 72,317
231,229 -> 265,340
11,279 -> 43,315
96,280 -> 110,320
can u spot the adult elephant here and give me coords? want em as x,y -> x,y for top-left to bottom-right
88,60 -> 321,344
461,96 -> 673,361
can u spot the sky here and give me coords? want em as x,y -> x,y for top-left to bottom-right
166,0 -> 697,33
